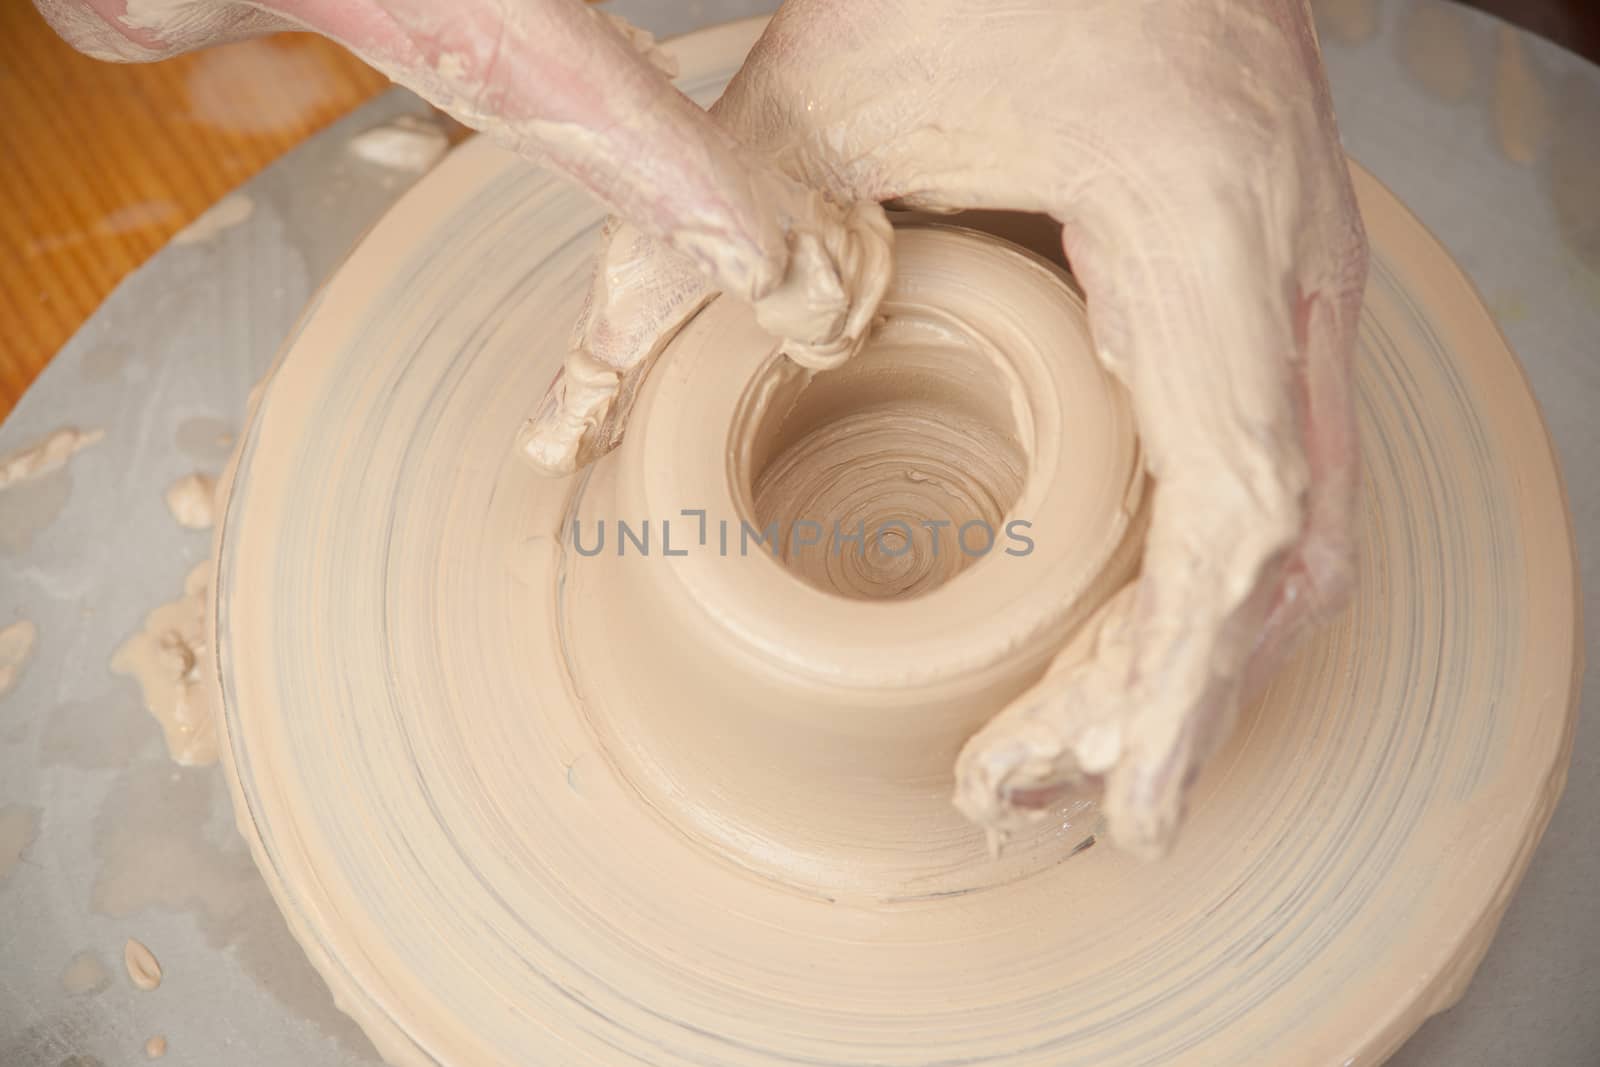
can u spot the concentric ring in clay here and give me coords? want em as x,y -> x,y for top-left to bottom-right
210,18 -> 1579,1067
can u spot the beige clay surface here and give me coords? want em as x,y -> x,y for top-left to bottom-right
207,21 -> 1578,1067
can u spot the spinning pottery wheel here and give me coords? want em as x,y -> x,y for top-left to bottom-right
210,18 -> 1578,1067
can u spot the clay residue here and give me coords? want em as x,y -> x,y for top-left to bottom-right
1312,0 -> 1379,47
81,342 -> 131,384
25,200 -> 181,257
171,194 -> 254,246
0,620 -> 38,698
348,114 -> 451,173
0,472 -> 70,555
121,0 -> 233,34
597,9 -> 680,77
1549,73 -> 1600,277
184,39 -> 337,135
103,200 -> 180,232
0,427 -> 104,491
175,416 -> 236,461
165,473 -> 217,530
0,426 -> 102,552
145,1035 -> 168,1059
62,950 -> 111,994
1399,0 -> 1476,103
94,764 -> 255,921
91,761 -> 383,1058
42,688 -> 158,769
0,803 -> 39,880
1492,26 -> 1548,165
111,563 -> 217,766
124,937 -> 162,990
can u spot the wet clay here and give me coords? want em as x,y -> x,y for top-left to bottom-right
182,40 -> 339,135
1549,73 -> 1600,276
27,200 -> 180,257
61,950 -> 111,995
123,937 -> 162,991
0,427 -> 103,491
165,473 -> 217,530
175,417 -> 236,461
1492,25 -> 1549,165
1312,0 -> 1379,47
1400,0 -> 1476,102
111,563 -> 217,765
347,113 -> 451,173
208,28 -> 1577,1060
86,759 -> 382,1056
0,620 -> 37,697
547,224 -> 1142,894
0,803 -> 38,880
171,194 -> 253,246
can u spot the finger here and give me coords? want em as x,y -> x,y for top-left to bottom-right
519,208 -> 889,473
518,16 -> 898,476
517,219 -> 711,475
957,180 -> 1311,858
276,0 -> 886,357
1244,214 -> 1368,693
953,582 -> 1141,845
752,199 -> 893,371
1242,25 -> 1370,681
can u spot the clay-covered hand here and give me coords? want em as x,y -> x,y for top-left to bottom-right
35,0 -> 890,381
529,0 -> 1362,858
46,0 -> 1369,859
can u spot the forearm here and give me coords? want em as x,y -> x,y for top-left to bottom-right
37,0 -> 797,304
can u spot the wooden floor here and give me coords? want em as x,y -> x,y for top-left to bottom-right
0,1 -> 1594,421
0,3 -> 387,419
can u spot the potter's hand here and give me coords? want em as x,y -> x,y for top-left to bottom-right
926,2 -> 1368,858
36,0 -> 888,372
523,0 -> 1366,856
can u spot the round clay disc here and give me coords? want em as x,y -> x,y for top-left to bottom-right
211,18 -> 1579,1067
